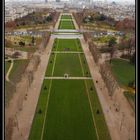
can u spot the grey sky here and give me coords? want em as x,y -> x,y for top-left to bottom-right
5,0 -> 135,3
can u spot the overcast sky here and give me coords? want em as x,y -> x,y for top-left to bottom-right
107,0 -> 135,3
5,0 -> 135,4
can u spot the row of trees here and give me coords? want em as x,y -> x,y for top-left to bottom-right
5,36 -> 36,48
115,18 -> 135,32
15,13 -> 53,26
5,21 -> 16,29
83,13 -> 107,23
72,12 -> 83,28
82,11 -> 115,26
18,36 -> 35,47
5,10 -> 57,29
107,36 -> 135,65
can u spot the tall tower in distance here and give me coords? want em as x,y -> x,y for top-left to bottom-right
45,0 -> 48,3
56,0 -> 60,2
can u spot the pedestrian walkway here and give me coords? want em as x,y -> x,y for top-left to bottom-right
44,76 -> 92,80
5,59 -> 14,82
51,51 -> 83,54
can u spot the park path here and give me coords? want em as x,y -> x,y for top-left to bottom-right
9,12 -> 62,140
5,58 -> 28,61
44,76 -> 92,80
58,19 -> 72,21
5,59 -> 14,82
10,11 -> 61,140
51,51 -> 83,54
71,8 -> 135,139
51,34 -> 82,39
80,37 -> 135,140
72,10 -> 135,140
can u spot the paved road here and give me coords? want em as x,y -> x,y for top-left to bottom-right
5,29 -> 122,36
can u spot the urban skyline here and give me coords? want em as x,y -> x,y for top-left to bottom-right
5,0 -> 135,4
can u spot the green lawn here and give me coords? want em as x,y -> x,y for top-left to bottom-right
8,60 -> 29,80
53,53 -> 83,77
86,80 -> 111,140
29,79 -> 111,140
46,53 -> 84,77
52,39 -> 82,52
42,80 -> 97,140
29,80 -> 51,140
46,39 -> 90,77
59,20 -> 75,29
29,38 -> 111,140
124,91 -> 135,110
5,59 -> 29,106
61,15 -> 72,20
110,59 -> 135,86
5,61 -> 11,75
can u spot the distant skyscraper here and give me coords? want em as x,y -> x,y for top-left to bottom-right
45,0 -> 47,3
56,0 -> 60,2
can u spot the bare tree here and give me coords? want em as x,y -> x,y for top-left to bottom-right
108,37 -> 117,63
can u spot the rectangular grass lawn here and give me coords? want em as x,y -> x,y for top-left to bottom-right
54,53 -> 83,76
46,53 -> 83,77
43,80 -> 98,140
46,38 -> 90,77
29,80 -> 97,140
52,39 -> 82,52
29,80 -> 111,140
110,58 -> 135,87
29,37 -> 111,140
61,15 -> 72,19
59,20 -> 75,29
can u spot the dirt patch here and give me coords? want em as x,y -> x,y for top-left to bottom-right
5,118 -> 15,140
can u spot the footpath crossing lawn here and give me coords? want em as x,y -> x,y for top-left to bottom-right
5,61 -> 11,74
46,53 -> 91,77
46,39 -> 91,77
5,59 -> 29,106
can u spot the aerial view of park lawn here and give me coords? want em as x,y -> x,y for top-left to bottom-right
29,15 -> 111,140
5,4 -> 136,140
58,15 -> 75,29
